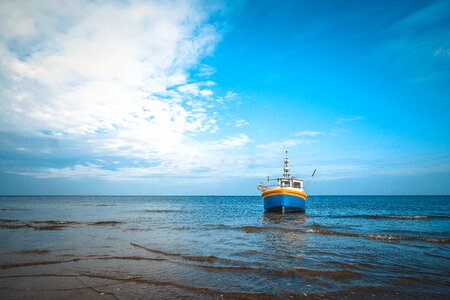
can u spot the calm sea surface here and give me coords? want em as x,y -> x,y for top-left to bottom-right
0,196 -> 449,299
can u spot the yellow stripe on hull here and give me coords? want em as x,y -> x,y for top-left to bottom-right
262,188 -> 308,200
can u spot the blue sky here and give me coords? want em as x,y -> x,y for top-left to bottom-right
0,0 -> 449,195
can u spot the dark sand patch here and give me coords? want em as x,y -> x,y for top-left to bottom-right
89,221 -> 123,226
0,219 -> 124,231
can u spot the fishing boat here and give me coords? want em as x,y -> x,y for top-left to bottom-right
257,151 -> 308,213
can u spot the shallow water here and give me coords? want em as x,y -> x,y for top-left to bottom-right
0,195 -> 449,299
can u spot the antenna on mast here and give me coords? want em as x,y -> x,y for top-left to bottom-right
283,150 -> 290,178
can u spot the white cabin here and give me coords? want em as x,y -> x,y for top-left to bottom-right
257,151 -> 305,192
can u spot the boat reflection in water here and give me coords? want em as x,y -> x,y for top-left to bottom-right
260,213 -> 309,252
262,212 -> 308,225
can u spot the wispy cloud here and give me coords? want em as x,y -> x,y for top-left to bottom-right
307,153 -> 450,181
256,139 -> 317,151
335,116 -> 364,125
209,134 -> 250,149
234,119 -> 249,127
294,131 -> 324,137
374,0 -> 450,84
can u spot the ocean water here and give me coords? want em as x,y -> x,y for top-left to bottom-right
0,195 -> 449,299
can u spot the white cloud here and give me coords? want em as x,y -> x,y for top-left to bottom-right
225,91 -> 238,99
235,119 -> 249,127
335,116 -> 364,125
0,0 -> 255,180
294,130 -> 324,136
209,134 -> 250,149
256,139 -> 317,150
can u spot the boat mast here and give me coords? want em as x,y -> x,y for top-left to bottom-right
283,150 -> 290,178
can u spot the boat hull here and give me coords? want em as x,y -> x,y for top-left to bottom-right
262,188 -> 307,213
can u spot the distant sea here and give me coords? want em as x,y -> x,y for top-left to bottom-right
0,196 -> 449,299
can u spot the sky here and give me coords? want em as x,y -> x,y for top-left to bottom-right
0,0 -> 449,195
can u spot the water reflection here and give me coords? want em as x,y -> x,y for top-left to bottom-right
259,213 -> 308,255
262,212 -> 308,225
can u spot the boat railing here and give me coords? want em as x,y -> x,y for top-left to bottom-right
267,184 -> 281,189
265,184 -> 304,190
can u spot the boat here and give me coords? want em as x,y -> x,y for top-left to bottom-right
257,151 -> 307,213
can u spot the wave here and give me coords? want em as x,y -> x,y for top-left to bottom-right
233,249 -> 262,257
423,252 -> 450,261
293,285 -> 406,298
78,271 -> 277,299
382,229 -> 450,238
0,221 -> 66,230
33,220 -> 79,225
1,249 -> 359,282
74,270 -> 435,298
239,225 -> 359,237
89,221 -> 123,226
329,214 -> 450,220
0,219 -> 124,230
364,234 -> 450,244
394,276 -> 450,287
98,255 -> 165,262
0,258 -> 81,269
80,203 -> 117,207
233,225 -> 450,244
193,264 -> 259,273
369,215 -> 450,220
175,226 -> 190,230
0,253 -> 167,270
2,273 -> 423,298
15,249 -> 51,255
136,209 -> 182,213
179,262 -> 360,280
130,242 -> 233,263
357,263 -> 378,269
290,268 -> 360,280
128,242 -> 369,282
124,227 -> 153,231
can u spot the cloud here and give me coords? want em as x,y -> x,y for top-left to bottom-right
225,91 -> 238,99
390,0 -> 450,33
209,134 -> 250,149
374,0 -> 450,84
0,0 -> 252,180
335,116 -> 364,125
433,47 -> 450,57
234,119 -> 249,127
256,139 -> 317,151
307,153 -> 450,181
294,131 -> 324,137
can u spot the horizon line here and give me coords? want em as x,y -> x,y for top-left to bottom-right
1,194 -> 449,197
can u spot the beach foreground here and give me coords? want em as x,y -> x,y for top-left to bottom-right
1,196 -> 449,299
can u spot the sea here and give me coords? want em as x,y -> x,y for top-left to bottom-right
0,195 -> 449,299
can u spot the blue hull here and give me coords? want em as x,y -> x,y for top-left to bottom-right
264,194 -> 306,213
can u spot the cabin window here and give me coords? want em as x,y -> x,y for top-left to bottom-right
293,182 -> 300,188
